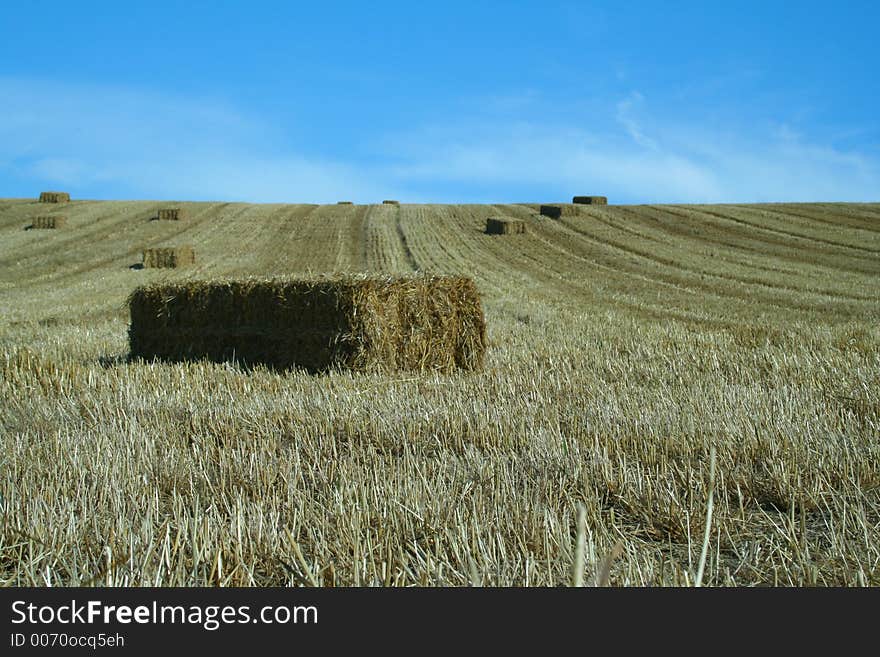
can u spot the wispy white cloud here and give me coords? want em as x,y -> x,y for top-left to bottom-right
385,125 -> 723,202
1,77 -> 878,204
615,91 -> 659,151
382,96 -> 880,203
25,157 -> 99,187
0,77 -> 397,203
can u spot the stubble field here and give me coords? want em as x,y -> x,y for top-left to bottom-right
1,199 -> 878,586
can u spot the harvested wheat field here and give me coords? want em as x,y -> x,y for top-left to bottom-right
0,199 -> 878,586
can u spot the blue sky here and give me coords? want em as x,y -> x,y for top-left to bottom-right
1,1 -> 878,203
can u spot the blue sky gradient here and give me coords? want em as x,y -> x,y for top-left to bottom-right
1,1 -> 878,203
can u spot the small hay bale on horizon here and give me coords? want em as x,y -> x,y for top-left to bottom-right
38,192 -> 70,203
127,275 -> 487,373
382,200 -> 400,205
31,215 -> 67,229
486,217 -> 526,235
539,204 -> 581,219
157,208 -> 185,221
142,246 -> 195,269
572,196 -> 608,205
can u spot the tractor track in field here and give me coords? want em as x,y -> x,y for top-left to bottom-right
672,205 -> 880,256
524,214 -> 821,320
0,201 -> 119,267
654,205 -> 879,277
216,204 -> 319,277
773,203 -> 880,234
394,205 -> 418,272
618,204 -> 818,277
362,204 -> 416,274
478,205 -> 737,322
767,205 -> 880,240
718,203 -> 880,249
0,202 -> 234,288
551,210 -> 878,305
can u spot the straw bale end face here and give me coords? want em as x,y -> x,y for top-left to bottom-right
572,196 -> 608,205
30,215 -> 67,229
38,191 -> 70,203
142,246 -> 195,268
127,275 -> 487,373
486,217 -> 526,235
157,208 -> 184,221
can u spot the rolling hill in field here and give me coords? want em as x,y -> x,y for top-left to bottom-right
1,199 -> 878,586
1,199 -> 878,326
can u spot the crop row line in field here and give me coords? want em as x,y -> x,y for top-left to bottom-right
654,205 -> 878,277
674,205 -> 880,256
361,204 -> 412,273
555,211 -> 878,305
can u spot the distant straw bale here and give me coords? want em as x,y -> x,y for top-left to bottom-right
31,215 -> 67,229
142,246 -> 195,269
572,196 -> 608,205
539,204 -> 581,219
486,217 -> 526,235
382,200 -> 400,205
157,208 -> 184,221
127,274 -> 487,373
38,192 -> 70,203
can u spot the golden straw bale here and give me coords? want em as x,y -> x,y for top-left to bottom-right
127,274 -> 487,373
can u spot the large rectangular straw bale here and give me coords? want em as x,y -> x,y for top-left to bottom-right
127,275 -> 487,373
539,204 -> 581,219
142,246 -> 195,268
31,215 -> 67,229
572,196 -> 608,205
485,217 -> 526,235
38,191 -> 70,203
157,208 -> 184,221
